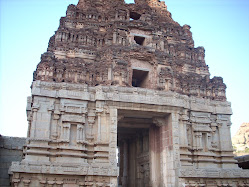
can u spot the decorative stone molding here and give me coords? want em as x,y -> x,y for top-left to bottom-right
31,81 -> 232,115
11,162 -> 118,176
23,179 -> 31,187
39,180 -> 47,187
12,179 -> 20,187
180,168 -> 249,179
152,117 -> 167,127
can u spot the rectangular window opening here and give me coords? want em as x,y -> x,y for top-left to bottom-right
132,69 -> 149,88
134,36 -> 145,46
130,11 -> 141,20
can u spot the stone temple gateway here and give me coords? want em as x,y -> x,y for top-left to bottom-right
9,0 -> 249,186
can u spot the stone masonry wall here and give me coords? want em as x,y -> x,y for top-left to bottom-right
0,136 -> 26,187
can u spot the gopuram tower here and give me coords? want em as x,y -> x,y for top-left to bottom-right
10,0 -> 249,186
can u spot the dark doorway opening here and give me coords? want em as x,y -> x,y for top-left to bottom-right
132,69 -> 149,88
130,12 -> 141,20
134,36 -> 145,46
117,116 -> 151,187
117,110 -> 169,187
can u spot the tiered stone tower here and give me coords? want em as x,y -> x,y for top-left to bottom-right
10,0 -> 249,186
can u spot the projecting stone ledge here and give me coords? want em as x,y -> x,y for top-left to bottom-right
31,80 -> 232,115
180,168 -> 249,179
10,162 -> 119,176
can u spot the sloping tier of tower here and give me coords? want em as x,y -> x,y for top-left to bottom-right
34,0 -> 226,101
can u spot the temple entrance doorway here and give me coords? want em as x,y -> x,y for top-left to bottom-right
117,110 -> 168,187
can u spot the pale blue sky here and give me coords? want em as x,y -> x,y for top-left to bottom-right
0,0 -> 248,137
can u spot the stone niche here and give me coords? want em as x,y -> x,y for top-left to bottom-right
9,0 -> 249,186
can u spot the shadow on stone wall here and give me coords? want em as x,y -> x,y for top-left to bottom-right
0,135 -> 26,187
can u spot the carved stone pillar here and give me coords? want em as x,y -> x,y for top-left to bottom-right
226,122 -> 233,149
108,67 -> 112,81
113,31 -> 117,44
46,102 -> 55,139
171,112 -> 181,186
186,124 -> 192,147
77,124 -> 85,143
122,140 -> 128,187
96,108 -> 103,142
109,109 -> 118,167
27,114 -> 32,138
62,123 -> 70,142
207,132 -> 212,150
87,112 -> 95,141
61,32 -> 65,41
194,132 -> 202,150
51,110 -> 60,140
211,123 -> 219,149
152,116 -> 168,186
30,104 -> 39,138
217,115 -> 233,151
179,112 -> 189,147
179,111 -> 193,166
217,122 -> 223,151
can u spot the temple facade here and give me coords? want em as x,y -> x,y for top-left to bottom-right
10,0 -> 249,186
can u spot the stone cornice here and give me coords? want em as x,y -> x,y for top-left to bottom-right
31,81 -> 232,115
10,162 -> 118,176
180,168 -> 249,179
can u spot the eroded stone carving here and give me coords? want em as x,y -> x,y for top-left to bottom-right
9,0 -> 249,186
